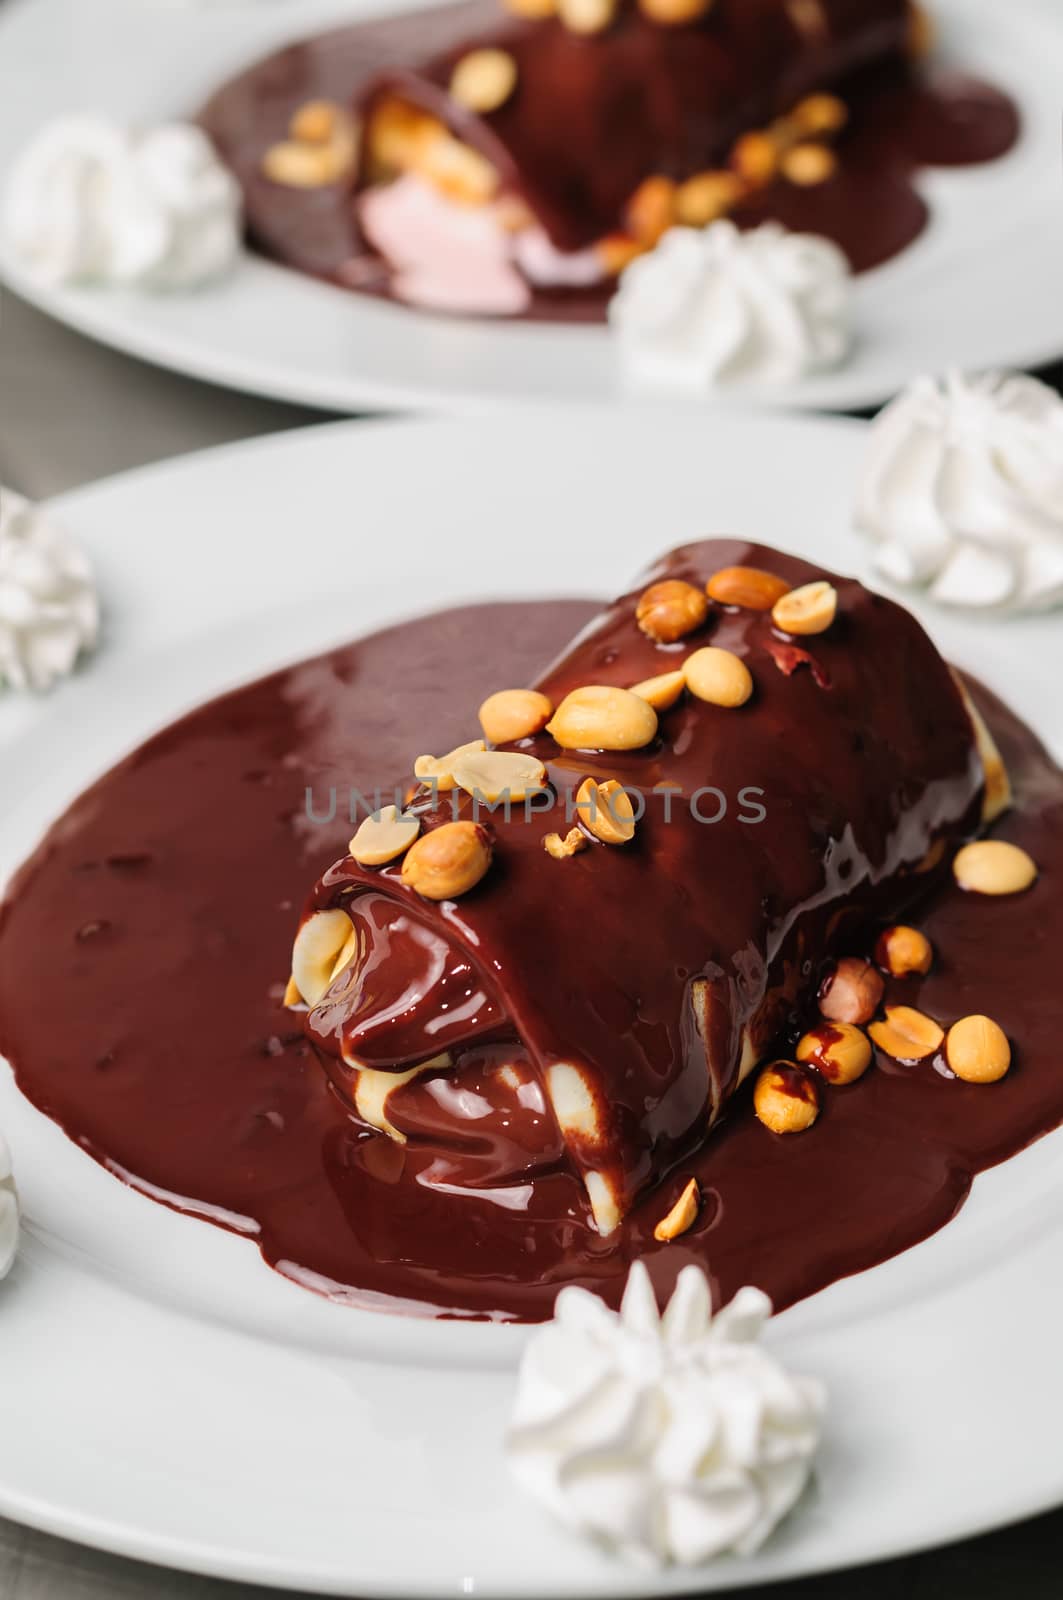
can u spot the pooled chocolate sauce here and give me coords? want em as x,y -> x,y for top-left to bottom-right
199,0 -> 1020,322
1,593 -> 1061,1322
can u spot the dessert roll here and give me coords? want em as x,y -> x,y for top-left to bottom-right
355,0 -> 917,307
288,540 -> 1007,1235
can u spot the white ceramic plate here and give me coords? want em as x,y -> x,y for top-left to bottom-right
1,0 -> 1062,415
0,410 -> 1062,1596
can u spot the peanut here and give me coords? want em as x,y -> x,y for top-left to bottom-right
576,777 -> 636,845
945,1015 -> 1011,1084
625,176 -> 678,246
706,565 -> 791,611
675,170 -> 744,227
732,131 -> 779,186
772,580 -> 838,636
638,0 -> 714,23
819,957 -> 884,1025
400,821 -> 492,901
478,689 -> 553,746
450,49 -> 518,115
792,94 -> 849,137
869,1005 -> 944,1061
796,1021 -> 872,1085
781,143 -> 838,186
544,828 -> 588,860
875,925 -> 933,977
349,804 -> 420,867
414,739 -> 486,792
754,1062 -> 820,1134
558,0 -> 617,32
636,579 -> 710,643
290,100 -> 344,145
546,686 -> 658,751
953,840 -> 1037,897
631,670 -> 686,711
653,1177 -> 700,1241
450,749 -> 547,803
683,646 -> 754,708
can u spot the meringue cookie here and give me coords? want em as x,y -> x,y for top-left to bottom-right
0,490 -> 99,692
608,220 -> 852,391
857,372 -> 1063,612
4,116 -> 242,290
508,1261 -> 824,1568
0,1134 -> 18,1281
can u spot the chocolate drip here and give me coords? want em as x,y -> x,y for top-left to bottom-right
0,585 -> 1060,1321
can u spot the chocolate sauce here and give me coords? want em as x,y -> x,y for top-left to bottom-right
199,0 -> 1020,321
1,586 -> 1060,1323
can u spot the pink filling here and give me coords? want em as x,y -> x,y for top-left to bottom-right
358,175 -> 605,315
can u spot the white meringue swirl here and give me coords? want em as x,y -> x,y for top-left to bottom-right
3,116 -> 242,290
608,220 -> 852,391
508,1261 -> 824,1568
857,371 -> 1063,612
0,490 -> 98,692
0,1133 -> 18,1281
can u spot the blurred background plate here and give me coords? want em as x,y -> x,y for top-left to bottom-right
0,410 -> 1062,1595
0,0 -> 1061,414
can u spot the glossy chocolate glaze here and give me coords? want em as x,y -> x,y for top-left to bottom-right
1,572 -> 1061,1322
199,0 -> 1019,321
304,541 -> 984,1228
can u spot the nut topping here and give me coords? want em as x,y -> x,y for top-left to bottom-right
262,102 -> 359,189
350,804 -> 420,867
414,739 -> 486,791
558,0 -> 617,33
792,93 -> 849,136
675,170 -> 744,227
637,0 -> 714,24
450,49 -> 518,114
796,1022 -> 872,1085
478,688 -> 553,746
631,669 -> 686,711
819,957 -> 884,1025
653,1177 -> 700,1242
683,646 -> 754,708
636,579 -> 709,643
576,777 -> 637,845
450,749 -> 547,803
624,176 -> 678,245
400,820 -> 492,901
869,1005 -> 944,1061
753,1062 -> 820,1135
546,686 -> 658,751
731,131 -> 780,186
771,580 -> 838,636
945,1014 -> 1012,1084
544,827 -> 588,860
290,100 -> 345,145
706,565 -> 791,611
952,840 -> 1037,896
875,924 -> 933,977
781,143 -> 838,186
283,975 -> 303,1008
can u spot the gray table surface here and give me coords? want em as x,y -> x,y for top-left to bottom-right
2,285 -> 1062,1597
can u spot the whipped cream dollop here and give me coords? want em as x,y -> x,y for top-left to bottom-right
0,1134 -> 18,1281
609,220 -> 852,391
857,372 -> 1063,612
0,490 -> 99,691
508,1261 -> 824,1568
4,116 -> 242,290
